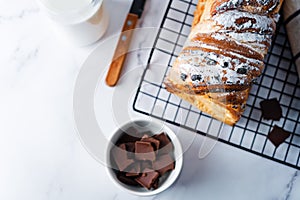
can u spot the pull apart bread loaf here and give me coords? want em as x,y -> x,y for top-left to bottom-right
164,0 -> 283,125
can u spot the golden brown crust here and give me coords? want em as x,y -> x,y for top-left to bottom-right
192,0 -> 207,28
166,88 -> 247,126
163,0 -> 283,125
165,76 -> 250,126
165,77 -> 250,104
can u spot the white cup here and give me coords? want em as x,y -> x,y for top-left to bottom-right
37,0 -> 109,46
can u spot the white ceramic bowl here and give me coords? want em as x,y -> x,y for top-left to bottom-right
105,119 -> 183,196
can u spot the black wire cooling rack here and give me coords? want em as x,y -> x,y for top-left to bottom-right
133,0 -> 300,170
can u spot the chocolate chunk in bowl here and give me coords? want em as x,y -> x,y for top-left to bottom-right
135,169 -> 160,190
153,154 -> 175,176
106,119 -> 183,196
135,141 -> 156,161
111,144 -> 134,172
111,132 -> 175,190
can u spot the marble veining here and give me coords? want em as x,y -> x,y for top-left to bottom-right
11,45 -> 39,71
282,171 -> 299,200
0,8 -> 39,23
0,0 -> 299,200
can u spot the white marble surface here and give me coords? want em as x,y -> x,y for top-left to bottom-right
0,0 -> 299,199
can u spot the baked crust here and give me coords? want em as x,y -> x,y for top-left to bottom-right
164,0 -> 283,125
166,89 -> 247,126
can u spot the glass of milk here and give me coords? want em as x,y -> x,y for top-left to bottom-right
37,0 -> 109,46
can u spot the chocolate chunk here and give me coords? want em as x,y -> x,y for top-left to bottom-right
135,141 -> 156,161
180,73 -> 187,81
111,131 -> 176,190
260,98 -> 282,120
135,168 -> 160,190
141,135 -> 160,151
191,74 -> 202,81
154,132 -> 174,155
117,173 -> 139,186
153,154 -> 175,176
237,68 -> 247,74
235,17 -> 256,26
125,142 -> 136,159
152,179 -> 159,189
268,125 -> 291,147
125,172 -> 140,177
140,160 -> 152,172
111,144 -> 134,171
116,127 -> 143,144
126,162 -> 141,177
222,62 -> 229,68
125,142 -> 135,152
117,134 -> 139,144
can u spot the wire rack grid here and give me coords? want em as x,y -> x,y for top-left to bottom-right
133,0 -> 300,170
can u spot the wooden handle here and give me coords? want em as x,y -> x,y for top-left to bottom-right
105,13 -> 138,87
